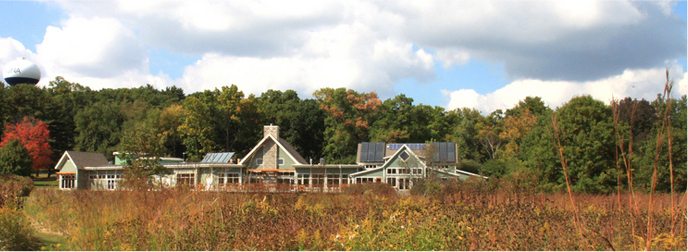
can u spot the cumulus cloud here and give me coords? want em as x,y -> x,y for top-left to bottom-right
397,1 -> 685,81
178,38 -> 435,97
2,0 -> 684,109
36,17 -> 147,78
444,66 -> 687,113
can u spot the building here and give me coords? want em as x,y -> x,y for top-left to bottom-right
56,125 -> 485,191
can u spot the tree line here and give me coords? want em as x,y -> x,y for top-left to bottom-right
0,76 -> 684,193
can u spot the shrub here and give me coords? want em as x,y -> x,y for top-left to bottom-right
0,205 -> 41,250
0,174 -> 34,208
342,182 -> 396,197
0,139 -> 33,177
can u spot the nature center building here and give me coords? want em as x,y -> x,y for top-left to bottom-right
56,125 -> 484,191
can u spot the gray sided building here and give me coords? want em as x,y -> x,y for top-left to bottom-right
56,125 -> 485,192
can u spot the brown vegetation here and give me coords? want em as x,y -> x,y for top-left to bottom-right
23,181 -> 686,251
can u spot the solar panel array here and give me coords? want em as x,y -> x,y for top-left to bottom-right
387,143 -> 426,150
201,152 -> 235,163
359,142 -> 385,163
430,142 -> 456,163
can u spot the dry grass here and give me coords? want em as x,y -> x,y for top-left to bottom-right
23,183 -> 686,251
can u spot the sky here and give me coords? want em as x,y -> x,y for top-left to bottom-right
1,0 -> 686,114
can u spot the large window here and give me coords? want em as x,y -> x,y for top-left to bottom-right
311,174 -> 324,187
106,174 -> 121,190
356,177 -> 375,183
327,174 -> 340,187
177,173 -> 195,186
386,177 -> 396,187
297,174 -> 309,185
61,175 -> 75,189
398,178 -> 410,190
218,173 -> 240,186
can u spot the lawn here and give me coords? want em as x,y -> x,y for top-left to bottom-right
32,172 -> 58,189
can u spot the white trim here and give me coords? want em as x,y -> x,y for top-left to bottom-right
239,135 -> 304,165
350,144 -> 426,177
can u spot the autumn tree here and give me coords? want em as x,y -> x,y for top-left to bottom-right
314,88 -> 381,163
0,117 -> 53,176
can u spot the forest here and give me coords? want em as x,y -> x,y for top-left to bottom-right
0,76 -> 685,194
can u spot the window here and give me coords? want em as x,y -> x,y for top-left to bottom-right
297,174 -> 309,185
413,168 -> 423,175
356,177 -> 375,183
248,172 -> 262,184
312,174 -> 324,187
387,168 -> 397,175
106,174 -> 121,190
387,178 -> 396,186
218,173 -> 240,186
177,173 -> 195,186
398,178 -> 410,190
399,150 -> 410,161
278,158 -> 284,165
61,175 -> 75,189
256,158 -> 263,165
327,174 -> 340,186
364,164 -> 377,169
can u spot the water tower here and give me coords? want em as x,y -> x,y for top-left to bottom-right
3,58 -> 41,86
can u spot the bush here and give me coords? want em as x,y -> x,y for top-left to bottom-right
456,159 -> 482,174
0,206 -> 41,250
0,139 -> 33,177
0,174 -> 34,208
342,182 -> 396,197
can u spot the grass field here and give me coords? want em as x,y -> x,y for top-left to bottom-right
22,181 -> 686,251
32,173 -> 58,189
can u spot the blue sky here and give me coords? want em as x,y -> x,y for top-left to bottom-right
1,1 -> 686,113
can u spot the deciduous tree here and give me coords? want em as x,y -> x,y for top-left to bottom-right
1,117 -> 52,176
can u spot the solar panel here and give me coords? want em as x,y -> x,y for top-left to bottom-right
447,143 -> 456,162
389,143 -> 426,150
374,142 -> 384,162
367,142 -> 376,162
359,142 -> 385,163
360,143 -> 369,162
201,152 -> 235,163
429,142 -> 456,162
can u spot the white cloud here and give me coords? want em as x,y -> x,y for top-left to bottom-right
36,17 -> 147,78
444,66 -> 687,114
2,0 -> 683,107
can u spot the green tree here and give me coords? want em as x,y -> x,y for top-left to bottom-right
45,77 -> 95,167
522,95 -> 616,193
74,100 -> 124,159
178,95 -> 217,161
314,88 -> 381,163
118,121 -> 169,190
447,107 -> 484,162
635,95 -> 687,192
0,139 -> 33,176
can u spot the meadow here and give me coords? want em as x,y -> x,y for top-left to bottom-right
20,180 -> 687,251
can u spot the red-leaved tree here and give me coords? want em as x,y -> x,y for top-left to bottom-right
1,117 -> 53,176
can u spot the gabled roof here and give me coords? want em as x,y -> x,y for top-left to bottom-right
55,151 -> 110,171
350,144 -> 426,177
239,135 -> 307,165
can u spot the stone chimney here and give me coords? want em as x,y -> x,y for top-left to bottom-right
263,125 -> 279,169
264,124 -> 280,138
